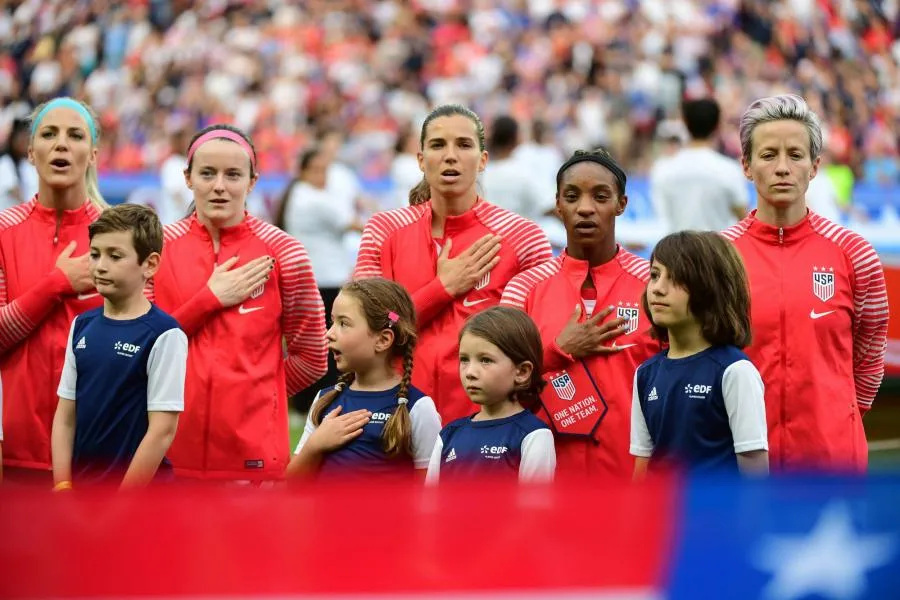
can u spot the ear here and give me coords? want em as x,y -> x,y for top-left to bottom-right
88,145 -> 98,168
478,150 -> 488,173
183,169 -> 193,190
741,156 -> 753,181
615,193 -> 628,216
27,145 -> 35,165
141,252 -> 161,281
373,327 -> 396,354
514,360 -> 534,389
416,151 -> 425,173
247,172 -> 260,195
810,155 -> 821,180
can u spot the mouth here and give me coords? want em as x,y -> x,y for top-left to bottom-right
650,302 -> 668,309
439,169 -> 461,184
49,158 -> 71,170
209,198 -> 229,205
772,183 -> 793,189
330,348 -> 343,360
465,385 -> 481,394
573,220 -> 598,233
94,278 -> 114,286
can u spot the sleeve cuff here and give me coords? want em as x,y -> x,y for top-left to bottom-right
544,341 -> 574,372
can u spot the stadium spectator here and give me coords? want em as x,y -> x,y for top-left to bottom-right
0,118 -> 37,210
0,97 -> 105,485
724,94 -> 889,473
650,98 -> 748,233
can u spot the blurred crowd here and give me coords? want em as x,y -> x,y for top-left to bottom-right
1,0 -> 899,188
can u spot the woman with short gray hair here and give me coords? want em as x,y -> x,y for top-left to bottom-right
723,94 -> 888,473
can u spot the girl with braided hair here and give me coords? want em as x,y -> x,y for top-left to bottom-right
288,277 -> 441,479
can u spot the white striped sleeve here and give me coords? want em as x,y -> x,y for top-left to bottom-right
722,360 -> 768,453
410,396 -> 442,469
518,428 -> 556,483
848,238 -> 888,412
146,328 -> 188,412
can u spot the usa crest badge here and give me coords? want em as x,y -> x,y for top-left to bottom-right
616,302 -> 640,335
812,267 -> 835,302
250,282 -> 266,299
550,371 -> 576,401
474,270 -> 491,291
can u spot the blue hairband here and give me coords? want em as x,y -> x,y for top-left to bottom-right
30,98 -> 98,143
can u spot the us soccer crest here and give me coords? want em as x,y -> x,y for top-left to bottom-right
474,270 -> 490,291
812,267 -> 835,302
616,302 -> 640,335
250,282 -> 266,299
550,371 -> 576,401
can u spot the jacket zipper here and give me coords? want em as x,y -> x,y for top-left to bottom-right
201,234 -> 220,474
53,213 -> 61,245
778,227 -> 786,470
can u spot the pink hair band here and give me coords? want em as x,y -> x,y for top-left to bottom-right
187,129 -> 257,171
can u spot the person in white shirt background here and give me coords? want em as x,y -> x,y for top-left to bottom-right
390,124 -> 425,209
513,119 -> 563,199
274,146 -> 362,417
650,98 -> 749,233
156,125 -> 194,225
0,119 -> 39,211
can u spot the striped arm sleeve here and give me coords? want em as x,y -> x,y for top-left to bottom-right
512,220 -> 553,271
0,261 -> 72,355
276,237 -> 328,396
849,240 -> 888,413
352,214 -> 388,280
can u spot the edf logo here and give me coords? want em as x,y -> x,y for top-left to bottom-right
481,445 -> 508,456
684,383 -> 712,397
114,341 -> 142,357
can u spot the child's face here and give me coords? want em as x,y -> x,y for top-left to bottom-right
326,292 -> 392,374
458,332 -> 525,407
647,260 -> 694,330
89,231 -> 159,302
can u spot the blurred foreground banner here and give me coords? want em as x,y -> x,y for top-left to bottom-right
1,475 -> 899,599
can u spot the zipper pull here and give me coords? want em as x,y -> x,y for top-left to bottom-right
778,227 -> 784,245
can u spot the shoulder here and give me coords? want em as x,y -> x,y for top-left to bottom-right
441,415 -> 473,434
708,345 -> 752,370
512,410 -> 550,435
477,201 -> 546,240
637,350 -> 667,375
615,248 -> 651,284
248,217 -> 305,256
74,307 -> 104,329
146,305 -> 183,334
406,385 -> 429,403
502,255 -> 564,305
0,200 -> 35,236
162,218 -> 193,244
363,205 -> 429,239
721,217 -> 753,243
808,213 -> 881,270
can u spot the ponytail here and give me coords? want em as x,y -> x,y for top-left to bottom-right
408,178 -> 430,206
311,373 -> 355,426
382,347 -> 415,458
85,163 -> 108,211
273,177 -> 301,231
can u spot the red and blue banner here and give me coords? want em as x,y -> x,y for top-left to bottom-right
1,475 -> 898,598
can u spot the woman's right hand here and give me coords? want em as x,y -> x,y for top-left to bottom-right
305,406 -> 371,454
436,234 -> 502,297
206,255 -> 274,307
55,241 -> 94,293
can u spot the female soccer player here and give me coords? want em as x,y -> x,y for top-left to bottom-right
426,306 -> 556,483
501,149 -> 659,481
0,97 -> 106,484
148,124 -> 328,482
631,231 -> 768,476
354,105 -> 553,425
723,94 -> 888,472
288,278 -> 441,479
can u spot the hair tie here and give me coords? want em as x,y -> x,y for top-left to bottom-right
387,311 -> 399,326
187,129 -> 257,172
31,98 -> 98,143
397,397 -> 408,406
334,382 -> 345,392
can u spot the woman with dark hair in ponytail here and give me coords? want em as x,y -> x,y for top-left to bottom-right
354,105 -> 553,426
147,123 -> 328,483
287,277 -> 441,479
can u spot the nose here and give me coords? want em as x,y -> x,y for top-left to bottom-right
325,323 -> 337,341
649,278 -> 666,297
213,173 -> 227,193
575,195 -> 596,216
93,256 -> 108,274
462,362 -> 477,380
444,143 -> 459,163
774,153 -> 790,176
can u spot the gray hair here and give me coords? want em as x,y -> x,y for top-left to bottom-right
739,94 -> 824,162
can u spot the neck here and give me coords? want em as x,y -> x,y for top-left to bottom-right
196,213 -> 243,250
37,182 -> 87,211
755,201 -> 808,228
687,138 -> 714,150
474,398 -> 524,420
666,323 -> 711,359
492,148 -> 514,160
103,293 -> 152,320
351,360 -> 401,392
430,189 -> 478,235
568,239 -> 617,267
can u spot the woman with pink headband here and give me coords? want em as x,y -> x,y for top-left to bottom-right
148,124 -> 328,483
0,97 -> 106,485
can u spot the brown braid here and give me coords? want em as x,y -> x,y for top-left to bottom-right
310,372 -> 355,426
382,344 -> 415,457
408,178 -> 431,206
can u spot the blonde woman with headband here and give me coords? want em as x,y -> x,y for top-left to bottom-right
0,97 -> 106,485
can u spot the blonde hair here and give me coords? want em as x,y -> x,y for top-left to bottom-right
29,99 -> 108,211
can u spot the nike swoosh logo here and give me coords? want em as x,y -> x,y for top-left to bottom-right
810,309 -> 835,320
77,292 -> 99,300
614,343 -> 638,350
238,305 -> 263,315
462,298 -> 488,308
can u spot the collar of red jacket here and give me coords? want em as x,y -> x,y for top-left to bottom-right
27,196 -> 99,225
425,197 -> 488,237
744,209 -> 814,245
188,212 -> 253,241
560,246 -> 624,288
